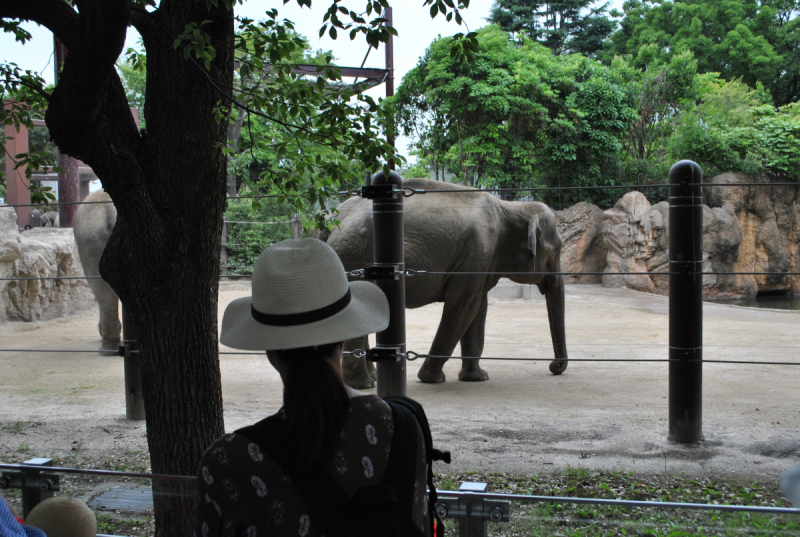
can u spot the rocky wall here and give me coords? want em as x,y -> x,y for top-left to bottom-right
0,205 -> 95,322
555,202 -> 608,284
704,173 -> 800,296
556,173 -> 797,297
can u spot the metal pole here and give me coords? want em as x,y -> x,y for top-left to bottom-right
371,170 -> 406,397
122,305 -> 146,420
21,458 -> 54,518
292,213 -> 302,240
668,160 -> 703,443
220,215 -> 228,277
384,7 -> 395,171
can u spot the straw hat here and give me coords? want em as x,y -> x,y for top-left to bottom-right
220,239 -> 389,351
25,496 -> 96,537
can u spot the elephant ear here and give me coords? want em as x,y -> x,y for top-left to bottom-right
528,215 -> 540,254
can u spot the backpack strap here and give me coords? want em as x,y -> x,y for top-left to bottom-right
383,395 -> 451,537
381,399 -> 419,527
236,415 -> 352,537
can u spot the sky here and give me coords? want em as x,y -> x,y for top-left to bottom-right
0,0 -> 620,165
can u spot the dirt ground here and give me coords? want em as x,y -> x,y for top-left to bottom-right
1,282 -> 798,481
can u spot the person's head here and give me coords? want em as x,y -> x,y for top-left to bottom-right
24,496 -> 97,537
220,239 -> 389,465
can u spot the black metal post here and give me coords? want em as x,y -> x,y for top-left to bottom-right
371,170 -> 406,397
220,215 -> 228,277
21,458 -> 54,517
122,305 -> 146,420
668,160 -> 703,443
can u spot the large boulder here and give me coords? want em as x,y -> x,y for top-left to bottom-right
601,192 -> 669,293
704,173 -> 800,296
600,191 -> 745,296
0,205 -> 95,322
555,202 -> 607,283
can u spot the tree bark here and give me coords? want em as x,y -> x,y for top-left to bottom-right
5,1 -> 232,535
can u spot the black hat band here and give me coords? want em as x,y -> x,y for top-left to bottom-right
251,289 -> 352,327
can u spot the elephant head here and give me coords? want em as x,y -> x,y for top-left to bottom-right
509,205 -> 568,374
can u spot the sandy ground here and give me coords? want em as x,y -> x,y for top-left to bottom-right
1,282 -> 798,481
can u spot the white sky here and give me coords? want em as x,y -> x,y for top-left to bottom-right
0,0 -> 620,164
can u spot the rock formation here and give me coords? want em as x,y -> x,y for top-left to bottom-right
0,205 -> 95,322
594,173 -> 797,297
704,173 -> 799,296
601,192 -> 670,293
555,202 -> 607,284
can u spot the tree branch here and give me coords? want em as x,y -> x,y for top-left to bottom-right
0,0 -> 81,49
130,7 -> 160,44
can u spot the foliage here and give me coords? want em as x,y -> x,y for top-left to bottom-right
0,67 -> 59,204
608,0 -> 800,105
224,189 -> 294,275
397,159 -> 429,179
391,25 -> 637,206
488,0 -> 618,57
228,29 -> 367,212
116,58 -> 146,129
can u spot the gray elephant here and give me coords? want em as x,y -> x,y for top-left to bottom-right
73,189 -> 120,354
323,178 -> 568,388
41,211 -> 59,227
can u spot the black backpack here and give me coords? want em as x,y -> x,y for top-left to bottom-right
236,395 -> 450,537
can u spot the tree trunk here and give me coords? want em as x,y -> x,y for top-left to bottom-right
10,2 -> 233,535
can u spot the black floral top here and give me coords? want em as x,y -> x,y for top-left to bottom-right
195,395 -> 430,537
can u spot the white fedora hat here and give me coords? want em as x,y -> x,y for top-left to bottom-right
220,238 -> 389,351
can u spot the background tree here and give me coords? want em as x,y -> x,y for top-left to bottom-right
488,0 -> 617,56
391,24 -> 637,206
609,0 -> 800,105
0,1 -> 476,535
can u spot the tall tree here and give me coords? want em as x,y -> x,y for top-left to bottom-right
609,0 -> 800,105
488,0 -> 617,56
391,25 -> 637,205
0,1 -> 475,534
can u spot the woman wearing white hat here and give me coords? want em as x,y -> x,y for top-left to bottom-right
196,239 -> 433,537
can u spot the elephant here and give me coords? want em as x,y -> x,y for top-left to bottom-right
73,189 -> 120,355
41,211 -> 59,227
322,177 -> 568,388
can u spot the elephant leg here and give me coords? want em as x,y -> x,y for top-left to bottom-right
342,335 -> 375,389
418,296 -> 484,384
458,294 -> 489,382
92,280 -> 121,355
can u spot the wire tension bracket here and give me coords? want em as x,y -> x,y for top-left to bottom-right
361,184 -> 397,200
366,346 -> 402,363
364,265 -> 401,280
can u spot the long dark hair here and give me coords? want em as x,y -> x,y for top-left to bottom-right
274,342 -> 350,466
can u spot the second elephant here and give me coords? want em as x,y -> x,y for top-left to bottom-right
324,178 -> 568,388
73,189 -> 120,354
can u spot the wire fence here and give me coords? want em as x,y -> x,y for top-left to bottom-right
0,347 -> 796,367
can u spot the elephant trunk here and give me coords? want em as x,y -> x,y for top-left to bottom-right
544,268 -> 568,375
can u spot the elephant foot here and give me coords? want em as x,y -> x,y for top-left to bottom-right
417,363 -> 446,383
345,374 -> 376,390
342,358 -> 377,390
458,364 -> 489,382
342,363 -> 376,389
549,359 -> 568,375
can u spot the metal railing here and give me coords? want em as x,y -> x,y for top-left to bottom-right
2,461 -> 797,537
